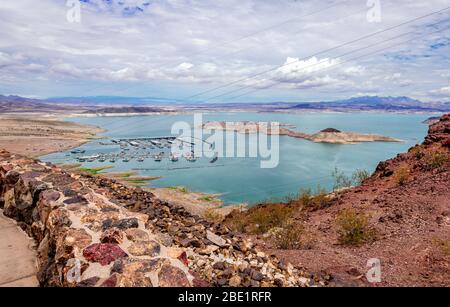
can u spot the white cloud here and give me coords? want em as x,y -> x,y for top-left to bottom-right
430,85 -> 450,99
0,0 -> 449,100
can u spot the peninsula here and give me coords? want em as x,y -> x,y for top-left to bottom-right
201,121 -> 402,144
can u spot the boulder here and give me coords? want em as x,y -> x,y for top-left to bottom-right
206,230 -> 226,247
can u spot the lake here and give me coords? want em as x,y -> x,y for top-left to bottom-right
42,112 -> 434,205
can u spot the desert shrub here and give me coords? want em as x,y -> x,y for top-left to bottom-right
352,169 -> 370,185
409,145 -> 425,159
224,204 -> 293,234
273,224 -> 315,250
204,208 -> 224,223
309,186 -> 332,210
434,239 -> 450,256
223,210 -> 248,233
332,167 -> 353,190
336,208 -> 376,246
249,205 -> 293,234
394,166 -> 409,185
292,188 -> 313,208
423,150 -> 450,171
289,186 -> 332,211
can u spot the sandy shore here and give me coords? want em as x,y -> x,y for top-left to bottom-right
0,115 -> 104,157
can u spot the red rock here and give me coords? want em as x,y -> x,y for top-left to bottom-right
83,243 -> 128,266
101,274 -> 117,287
177,251 -> 189,266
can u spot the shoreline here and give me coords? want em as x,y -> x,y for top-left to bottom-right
62,109 -> 445,118
0,111 -> 428,219
201,121 -> 403,144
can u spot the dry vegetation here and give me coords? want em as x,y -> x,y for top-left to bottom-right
394,166 -> 410,186
224,204 -> 294,235
423,149 -> 450,171
271,224 -> 316,250
335,208 -> 377,246
224,168 -> 374,249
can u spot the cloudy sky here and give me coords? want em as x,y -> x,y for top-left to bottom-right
0,0 -> 449,102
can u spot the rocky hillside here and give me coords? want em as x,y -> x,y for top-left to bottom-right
0,150 -> 324,287
225,114 -> 450,286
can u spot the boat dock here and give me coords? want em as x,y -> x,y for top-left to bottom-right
68,135 -> 217,164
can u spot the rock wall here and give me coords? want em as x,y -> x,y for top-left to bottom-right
0,150 -> 194,287
0,149 -> 321,287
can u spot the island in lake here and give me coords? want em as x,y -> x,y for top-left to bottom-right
201,121 -> 402,144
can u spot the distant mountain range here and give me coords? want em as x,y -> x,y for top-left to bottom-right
288,96 -> 450,112
0,95 -> 75,113
1,94 -> 449,113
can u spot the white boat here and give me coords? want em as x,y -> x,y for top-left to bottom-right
71,149 -> 85,154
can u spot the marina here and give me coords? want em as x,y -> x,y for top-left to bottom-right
70,136 -> 218,164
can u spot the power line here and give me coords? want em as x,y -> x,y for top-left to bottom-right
184,6 -> 450,101
204,21 -> 448,102
151,0 -> 351,71
217,25 -> 450,102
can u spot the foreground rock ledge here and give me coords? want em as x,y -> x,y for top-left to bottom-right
0,149 -> 323,287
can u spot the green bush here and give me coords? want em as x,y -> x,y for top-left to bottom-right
352,169 -> 370,185
336,208 -> 376,246
332,167 -> 353,190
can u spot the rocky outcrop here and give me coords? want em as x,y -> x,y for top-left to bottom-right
0,149 -> 322,287
374,114 -> 450,179
424,114 -> 450,148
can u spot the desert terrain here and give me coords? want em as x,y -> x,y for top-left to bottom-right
0,116 -> 104,157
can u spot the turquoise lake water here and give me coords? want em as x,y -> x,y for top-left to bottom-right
42,112 -> 434,205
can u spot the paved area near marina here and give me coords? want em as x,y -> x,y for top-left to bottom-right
0,210 -> 38,287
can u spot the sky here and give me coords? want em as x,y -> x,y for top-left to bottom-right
0,0 -> 449,103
